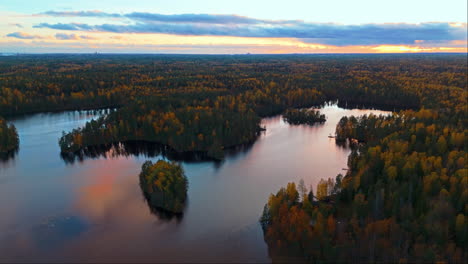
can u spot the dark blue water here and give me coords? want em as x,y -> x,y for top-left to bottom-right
0,105 -> 389,263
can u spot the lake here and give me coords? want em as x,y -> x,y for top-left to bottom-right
0,104 -> 390,263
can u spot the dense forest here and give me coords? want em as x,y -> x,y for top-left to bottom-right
283,109 -> 326,125
0,54 -> 459,159
260,69 -> 467,262
139,160 -> 188,214
0,54 -> 466,262
58,98 -> 262,160
3,54 -> 465,118
0,117 -> 19,156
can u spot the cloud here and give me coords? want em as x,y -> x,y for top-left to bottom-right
9,23 -> 23,28
34,22 -> 94,31
54,33 -> 96,40
39,10 -> 293,24
1,39 -> 465,54
6,32 -> 44,39
55,33 -> 79,40
32,10 -> 468,46
80,35 -> 96,40
124,12 -> 269,24
34,22 -> 467,46
110,36 -> 125,40
41,10 -> 119,18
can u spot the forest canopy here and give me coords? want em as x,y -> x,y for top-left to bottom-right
283,108 -> 326,125
1,54 -> 465,159
0,54 -> 466,262
0,117 -> 19,155
261,106 -> 467,262
139,160 -> 188,214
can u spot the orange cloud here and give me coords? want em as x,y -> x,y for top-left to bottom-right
1,32 -> 466,54
372,45 -> 467,53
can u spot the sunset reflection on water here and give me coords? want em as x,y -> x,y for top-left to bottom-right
0,104 -> 390,262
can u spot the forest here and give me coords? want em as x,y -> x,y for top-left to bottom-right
1,54 -> 463,159
139,160 -> 188,214
58,98 -> 262,160
260,70 -> 467,262
0,117 -> 19,156
0,54 -> 466,262
283,109 -> 326,125
3,54 -> 464,118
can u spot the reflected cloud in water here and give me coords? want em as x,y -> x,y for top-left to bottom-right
0,103 -> 392,262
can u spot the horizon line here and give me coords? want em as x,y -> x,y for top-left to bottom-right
2,52 -> 467,56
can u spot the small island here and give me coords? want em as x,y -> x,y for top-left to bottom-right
0,117 -> 19,155
283,108 -> 326,125
139,160 -> 188,214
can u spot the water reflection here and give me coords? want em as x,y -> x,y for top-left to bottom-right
31,215 -> 89,250
60,141 -> 165,164
140,191 -> 185,222
0,103 -> 391,263
0,147 -> 18,164
60,140 -> 258,168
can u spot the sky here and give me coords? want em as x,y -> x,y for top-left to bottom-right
0,0 -> 467,54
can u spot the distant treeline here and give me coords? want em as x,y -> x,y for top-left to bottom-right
2,54 -> 464,159
4,54 -> 466,117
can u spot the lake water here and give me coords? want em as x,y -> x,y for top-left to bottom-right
0,104 -> 390,263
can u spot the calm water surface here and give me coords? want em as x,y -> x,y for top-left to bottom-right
0,105 -> 390,263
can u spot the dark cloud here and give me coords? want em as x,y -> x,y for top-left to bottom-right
125,12 -> 266,24
40,10 -> 295,24
6,32 -> 43,39
34,22 -> 94,31
34,10 -> 467,46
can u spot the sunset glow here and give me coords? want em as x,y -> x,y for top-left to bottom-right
1,0 -> 467,54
